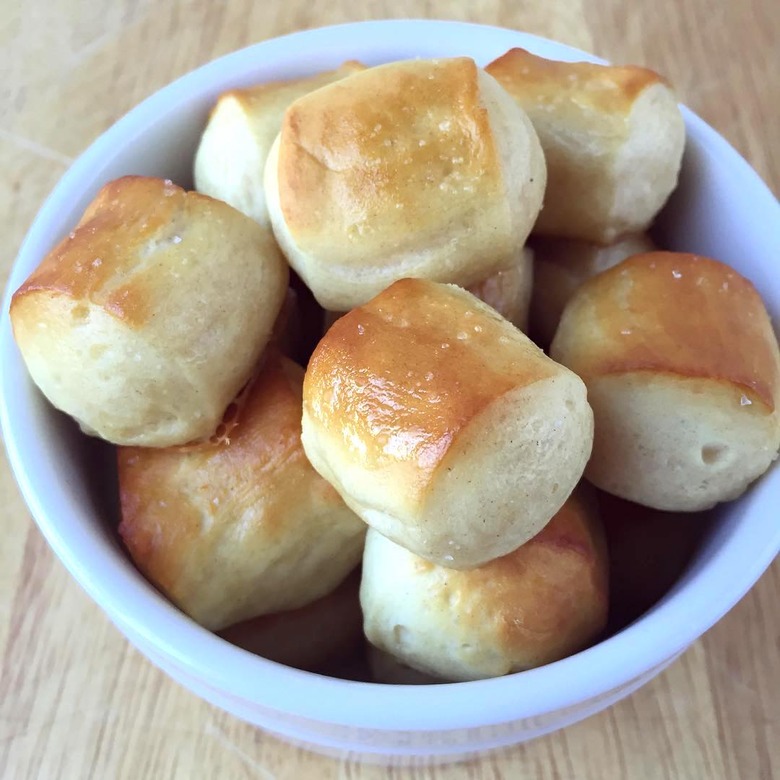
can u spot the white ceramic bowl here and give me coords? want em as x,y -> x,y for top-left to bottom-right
2,20 -> 779,764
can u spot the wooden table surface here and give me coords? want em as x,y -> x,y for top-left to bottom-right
2,1 -> 778,778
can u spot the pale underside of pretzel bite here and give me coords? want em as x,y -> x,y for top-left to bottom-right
219,568 -> 364,672
467,246 -> 535,332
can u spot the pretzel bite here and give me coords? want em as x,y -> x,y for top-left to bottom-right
361,488 -> 608,681
487,48 -> 684,243
118,354 -> 366,630
551,252 -> 780,510
302,278 -> 593,568
11,176 -> 288,446
265,57 -> 546,309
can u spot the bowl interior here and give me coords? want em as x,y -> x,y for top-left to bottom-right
2,21 -> 780,731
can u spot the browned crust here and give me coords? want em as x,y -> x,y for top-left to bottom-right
555,252 -> 780,411
11,176 -> 230,326
486,47 -> 668,113
412,486 -> 608,663
116,353 -> 334,598
303,278 -> 557,480
222,60 -> 365,110
275,58 -> 503,250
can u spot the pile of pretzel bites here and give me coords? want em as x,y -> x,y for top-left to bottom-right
11,50 -> 780,683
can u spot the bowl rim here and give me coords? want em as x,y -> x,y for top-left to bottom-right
2,19 -> 780,733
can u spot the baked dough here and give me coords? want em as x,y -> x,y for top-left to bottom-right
467,246 -> 534,332
194,62 -> 364,226
219,569 -> 363,672
360,487 -> 608,681
302,278 -> 593,568
11,176 -> 288,446
487,48 -> 684,243
265,57 -> 546,309
117,353 -> 366,630
530,233 -> 654,346
551,251 -> 780,510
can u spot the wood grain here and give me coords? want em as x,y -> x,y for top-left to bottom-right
1,1 -> 778,778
